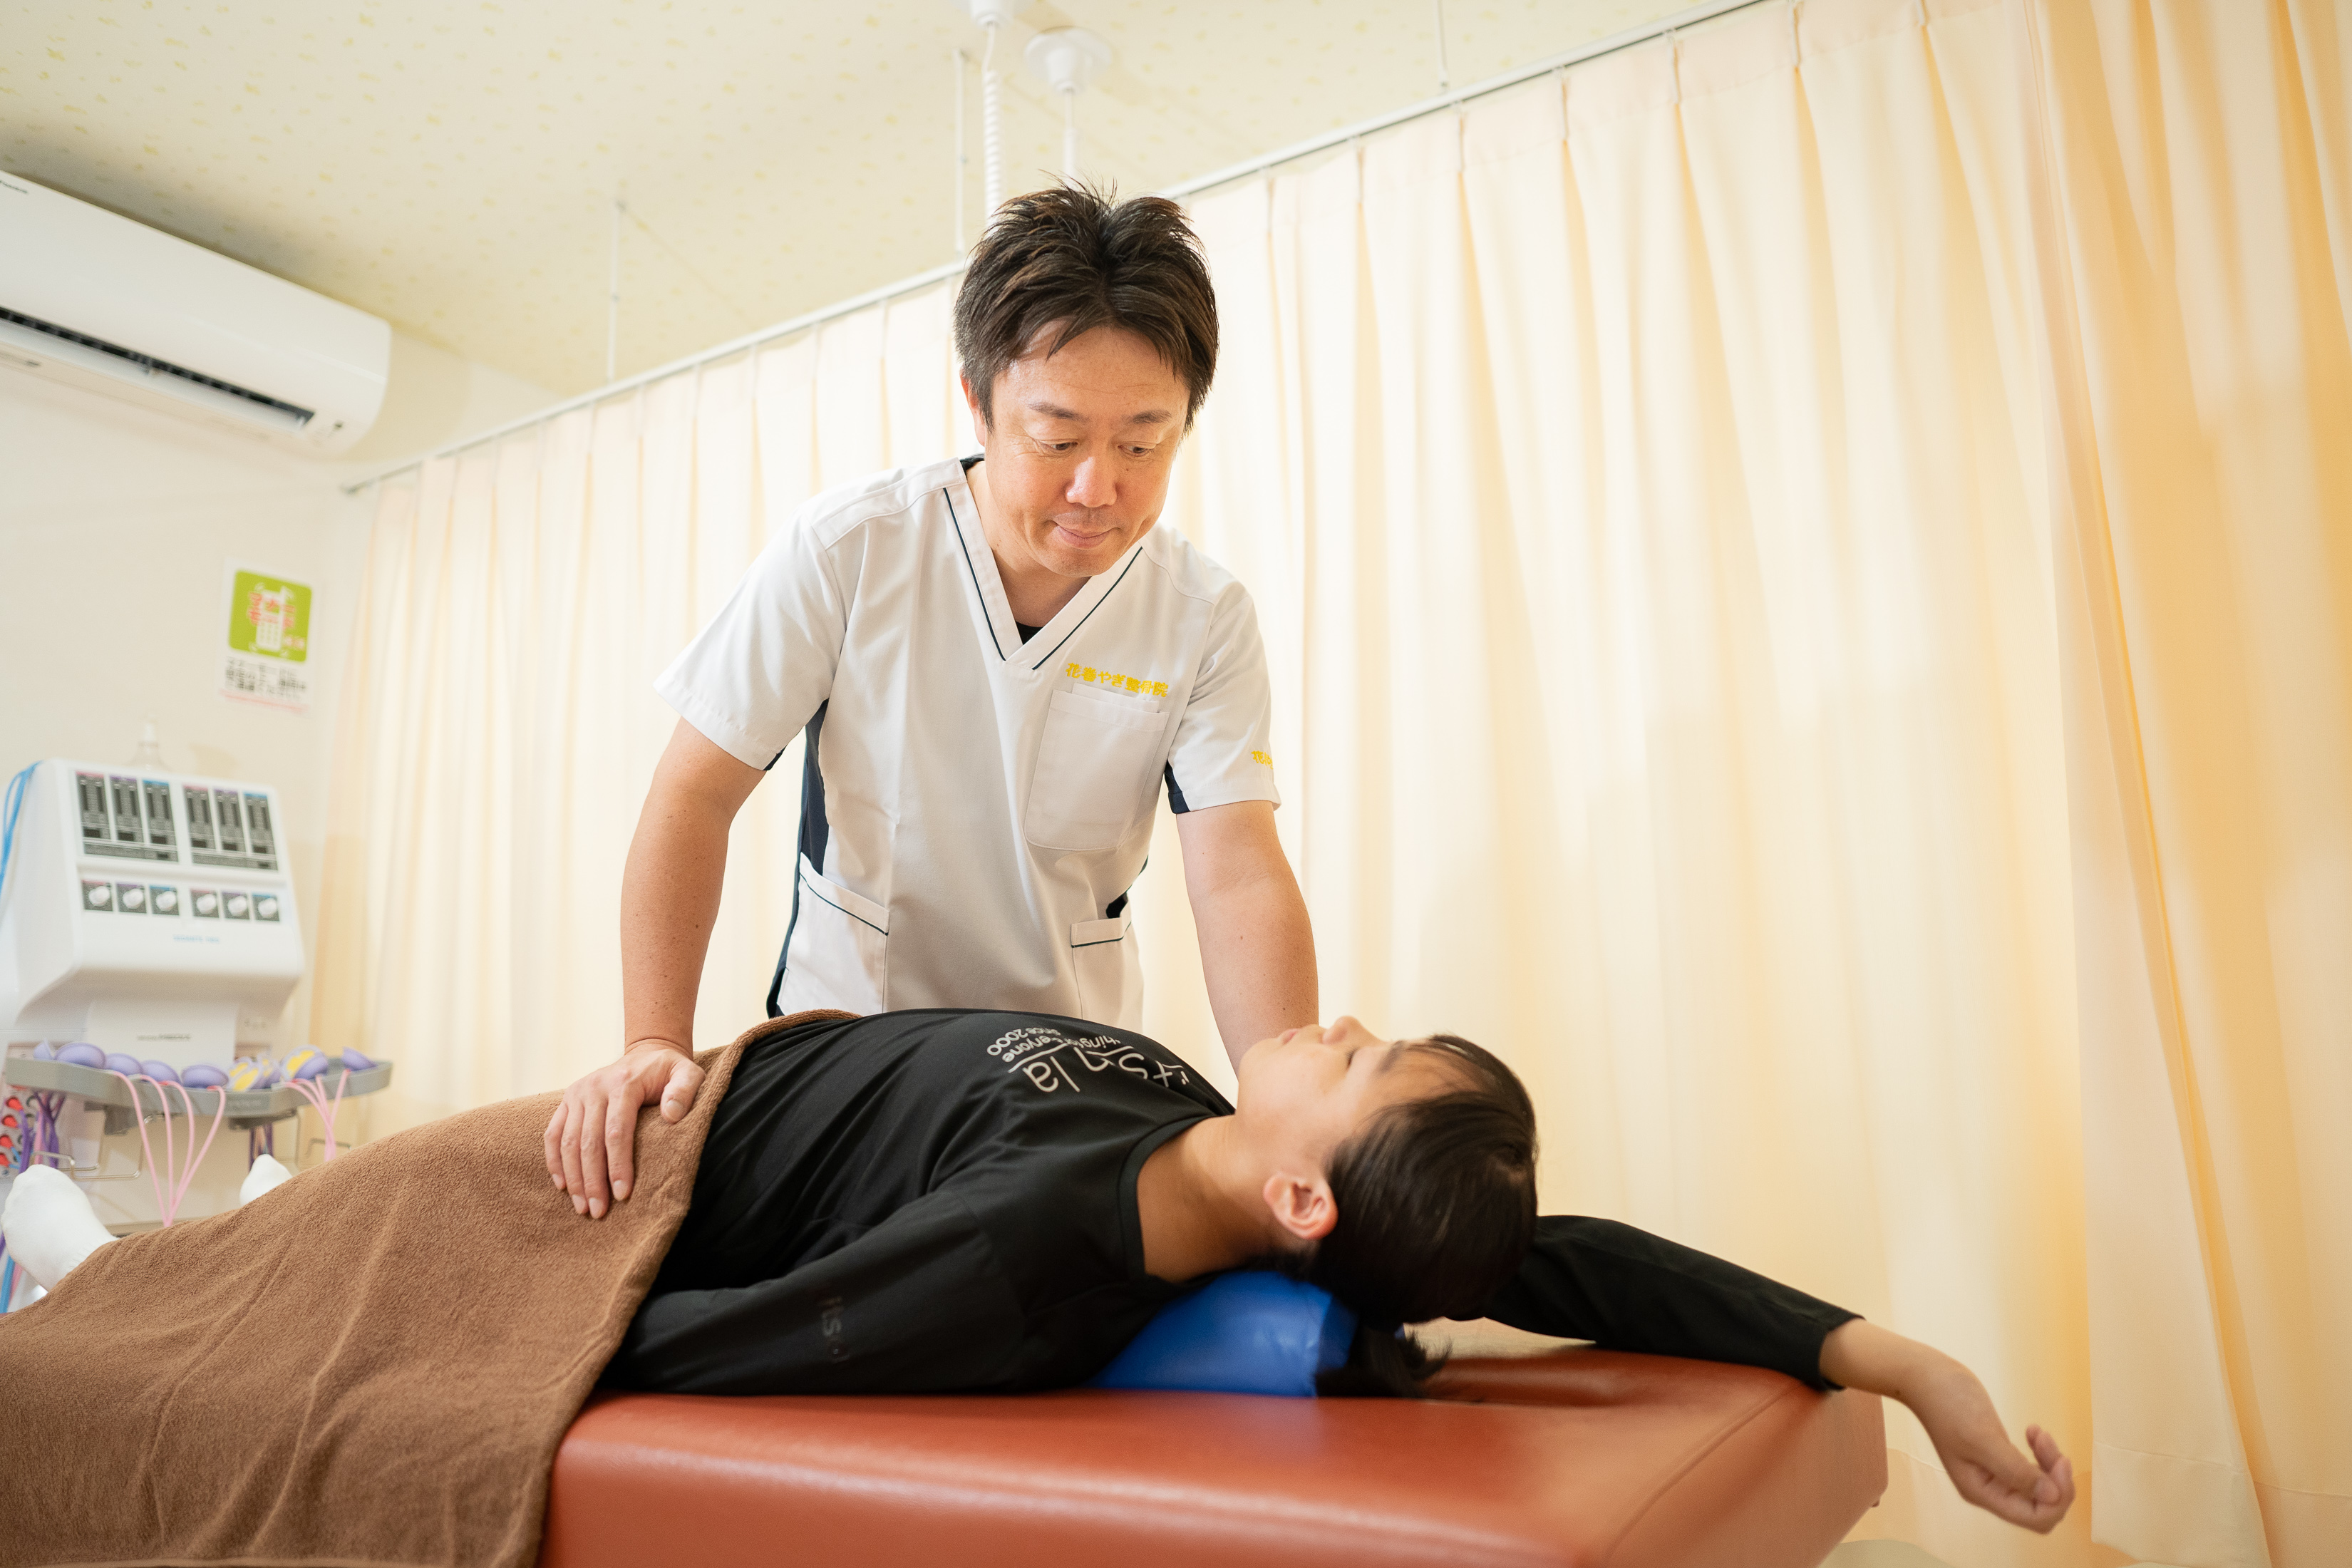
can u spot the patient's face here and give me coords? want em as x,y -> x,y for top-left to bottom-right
1234,1016 -> 1465,1179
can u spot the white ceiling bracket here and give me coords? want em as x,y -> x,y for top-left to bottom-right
1026,26 -> 1113,182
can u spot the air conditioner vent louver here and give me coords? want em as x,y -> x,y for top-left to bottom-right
0,304 -> 316,429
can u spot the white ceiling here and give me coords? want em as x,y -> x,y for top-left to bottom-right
5,0 -> 1689,396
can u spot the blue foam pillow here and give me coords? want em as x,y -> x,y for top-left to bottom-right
1091,1272 -> 1357,1398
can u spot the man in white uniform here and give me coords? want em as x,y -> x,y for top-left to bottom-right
550,185 -> 1317,1217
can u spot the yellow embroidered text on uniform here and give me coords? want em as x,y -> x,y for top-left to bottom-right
1251,750 -> 1273,766
1064,661 -> 1170,699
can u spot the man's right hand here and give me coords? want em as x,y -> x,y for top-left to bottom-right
544,1041 -> 706,1219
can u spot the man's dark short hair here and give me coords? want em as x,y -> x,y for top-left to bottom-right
954,181 -> 1219,429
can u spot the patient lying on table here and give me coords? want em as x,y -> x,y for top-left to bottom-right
4,1007 -> 2073,1535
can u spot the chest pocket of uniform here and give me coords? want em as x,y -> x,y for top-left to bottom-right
1025,688 -> 1168,853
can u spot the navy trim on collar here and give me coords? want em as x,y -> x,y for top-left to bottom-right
1031,545 -> 1145,671
941,485 -> 1006,661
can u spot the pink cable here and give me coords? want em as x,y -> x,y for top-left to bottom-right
287,1076 -> 321,1160
108,1072 -> 169,1225
105,1072 -> 230,1227
153,1078 -> 179,1219
163,1079 -> 229,1223
287,1068 -> 350,1162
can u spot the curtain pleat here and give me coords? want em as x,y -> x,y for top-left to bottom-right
1163,7 -> 2094,1562
315,2 -> 2346,1561
2026,1 -> 2352,1562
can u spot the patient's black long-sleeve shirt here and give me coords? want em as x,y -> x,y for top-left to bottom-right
602,1010 -> 1855,1396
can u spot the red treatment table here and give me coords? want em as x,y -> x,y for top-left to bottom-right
540,1345 -> 1887,1567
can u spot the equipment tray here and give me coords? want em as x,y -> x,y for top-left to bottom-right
3,1058 -> 393,1132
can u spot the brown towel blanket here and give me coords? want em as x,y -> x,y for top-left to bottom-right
0,1012 -> 848,1568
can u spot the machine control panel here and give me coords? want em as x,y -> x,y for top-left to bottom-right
78,880 -> 280,921
71,771 -> 278,872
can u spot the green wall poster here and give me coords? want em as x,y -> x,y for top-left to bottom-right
219,562 -> 313,711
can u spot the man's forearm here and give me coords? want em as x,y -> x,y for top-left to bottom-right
1190,868 -> 1318,1066
619,788 -> 735,1058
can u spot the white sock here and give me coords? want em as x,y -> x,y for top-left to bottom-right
239,1154 -> 292,1205
1,1165 -> 118,1290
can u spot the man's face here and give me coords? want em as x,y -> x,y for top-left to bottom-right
964,324 -> 1187,582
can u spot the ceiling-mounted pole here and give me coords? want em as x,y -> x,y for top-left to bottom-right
969,1 -> 1014,218
1026,27 -> 1112,184
1433,0 -> 1452,92
606,196 -> 624,383
953,48 -> 969,252
981,29 -> 1003,215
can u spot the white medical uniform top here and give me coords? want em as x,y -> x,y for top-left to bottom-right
656,455 -> 1279,1028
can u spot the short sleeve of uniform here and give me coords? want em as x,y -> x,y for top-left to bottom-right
654,503 -> 850,769
1163,584 -> 1279,815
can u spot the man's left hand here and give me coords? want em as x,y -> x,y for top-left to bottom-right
542,1040 -> 706,1219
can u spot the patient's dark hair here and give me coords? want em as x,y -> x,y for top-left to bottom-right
1294,1034 -> 1539,1398
954,180 -> 1219,428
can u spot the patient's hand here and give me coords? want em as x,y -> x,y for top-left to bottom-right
543,1041 -> 704,1219
1818,1319 -> 2074,1533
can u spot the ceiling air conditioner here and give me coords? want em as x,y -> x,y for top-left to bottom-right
0,170 -> 388,455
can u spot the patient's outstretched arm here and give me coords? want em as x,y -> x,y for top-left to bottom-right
1467,1215 -> 2073,1535
1465,1216 -> 1854,1387
1818,1319 -> 2075,1533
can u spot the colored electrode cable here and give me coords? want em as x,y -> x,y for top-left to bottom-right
0,763 -> 36,919
2,766 -> 48,1313
287,1068 -> 351,1162
1,1090 -> 49,1313
0,1088 -> 67,1312
107,1071 -> 228,1228
110,1071 -> 170,1224
164,1079 -> 228,1220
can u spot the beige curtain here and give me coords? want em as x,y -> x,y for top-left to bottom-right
2023,1 -> 2352,1562
1158,1 -> 2346,1562
1166,5 -> 2091,1563
316,1 -> 2346,1562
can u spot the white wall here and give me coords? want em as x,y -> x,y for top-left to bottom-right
0,331 -> 552,1226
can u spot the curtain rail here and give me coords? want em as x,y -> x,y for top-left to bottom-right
341,0 -> 1772,495
339,257 -> 969,494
